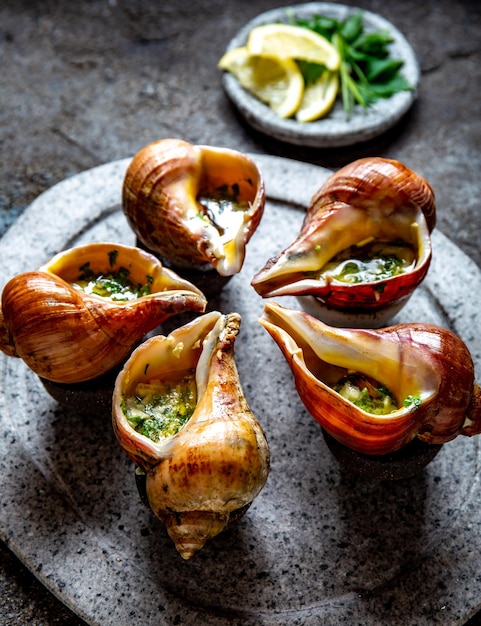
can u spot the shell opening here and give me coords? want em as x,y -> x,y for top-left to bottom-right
40,241 -> 206,303
193,146 -> 264,276
260,303 -> 437,417
112,310 -> 222,466
122,371 -> 197,443
252,202 -> 431,300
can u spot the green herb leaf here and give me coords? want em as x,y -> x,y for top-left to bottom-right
365,57 -> 404,83
352,30 -> 393,56
108,249 -> 119,267
296,60 -> 326,85
362,75 -> 412,99
294,14 -> 338,40
292,10 -> 412,120
339,12 -> 363,43
403,394 -> 422,410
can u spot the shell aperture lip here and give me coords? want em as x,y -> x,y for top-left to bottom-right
0,242 -> 207,384
122,138 -> 266,277
259,302 -> 479,456
251,157 -> 435,326
112,311 -> 270,559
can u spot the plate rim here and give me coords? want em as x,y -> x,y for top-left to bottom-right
1,155 -> 481,626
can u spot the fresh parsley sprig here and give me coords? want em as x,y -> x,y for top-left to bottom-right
290,10 -> 412,120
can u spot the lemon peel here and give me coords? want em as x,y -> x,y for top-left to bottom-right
296,71 -> 339,122
246,23 -> 340,72
218,46 -> 304,119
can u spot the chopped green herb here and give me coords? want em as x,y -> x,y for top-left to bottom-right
78,261 -> 95,281
108,249 -> 119,267
403,394 -> 422,410
123,374 -> 197,442
290,10 -> 412,120
319,240 -> 416,284
73,264 -> 152,301
334,372 -> 398,415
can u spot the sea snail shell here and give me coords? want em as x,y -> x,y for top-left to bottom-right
122,138 -> 266,277
259,302 -> 481,457
0,242 -> 207,384
252,157 -> 435,327
112,310 -> 270,560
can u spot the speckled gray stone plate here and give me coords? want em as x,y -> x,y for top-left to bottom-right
1,156 -> 481,626
221,3 -> 420,147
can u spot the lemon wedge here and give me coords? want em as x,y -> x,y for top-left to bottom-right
218,46 -> 304,119
246,23 -> 341,72
296,71 -> 339,122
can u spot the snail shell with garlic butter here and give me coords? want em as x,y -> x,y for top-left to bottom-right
0,242 -> 207,384
259,302 -> 481,457
112,310 -> 270,560
122,138 -> 265,277
252,157 -> 435,327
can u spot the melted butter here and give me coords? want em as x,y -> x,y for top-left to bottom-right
320,240 -> 416,284
72,265 -> 151,301
123,373 -> 197,442
198,184 -> 250,235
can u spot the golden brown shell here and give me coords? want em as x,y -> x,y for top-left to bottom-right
113,311 -> 270,559
306,157 -> 435,231
0,242 -> 206,383
252,157 -> 435,326
259,302 -> 481,456
122,138 -> 265,276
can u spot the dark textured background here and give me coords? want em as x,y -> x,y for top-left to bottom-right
1,0 -> 480,623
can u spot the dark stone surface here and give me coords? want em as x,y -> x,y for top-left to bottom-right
1,0 -> 480,624
322,430 -> 443,481
38,371 -> 118,418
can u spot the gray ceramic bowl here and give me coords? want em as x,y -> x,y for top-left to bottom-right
221,2 -> 420,147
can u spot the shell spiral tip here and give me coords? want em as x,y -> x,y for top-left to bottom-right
165,511 -> 229,560
461,383 -> 481,437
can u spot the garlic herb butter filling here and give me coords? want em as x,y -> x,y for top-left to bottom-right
123,374 -> 197,442
198,183 -> 251,233
333,372 -> 398,415
197,183 -> 251,250
320,240 -> 416,284
72,260 -> 153,301
333,373 -> 423,415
